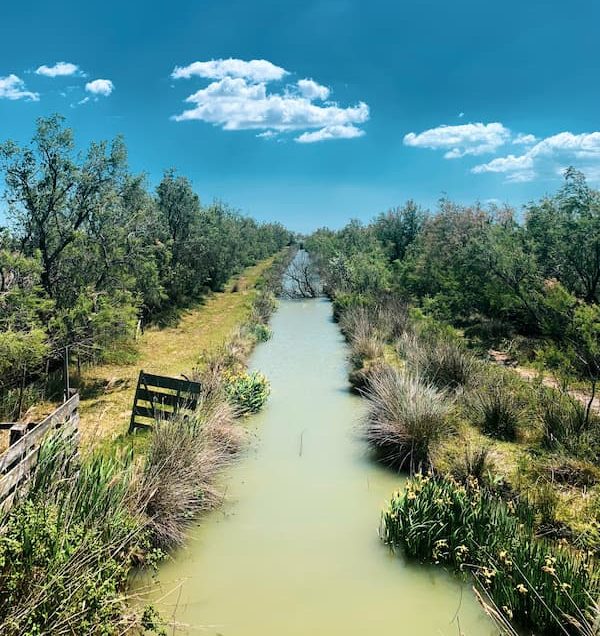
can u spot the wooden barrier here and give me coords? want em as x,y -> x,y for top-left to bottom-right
0,393 -> 80,510
129,370 -> 202,432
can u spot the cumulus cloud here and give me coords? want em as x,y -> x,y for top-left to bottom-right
297,79 -> 330,101
513,133 -> 537,145
403,122 -> 511,158
296,124 -> 364,143
85,79 -> 114,96
473,131 -> 600,182
171,58 -> 368,142
172,58 -> 287,82
0,74 -> 39,101
35,61 -> 80,77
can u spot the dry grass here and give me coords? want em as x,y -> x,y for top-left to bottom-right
71,257 -> 275,447
133,398 -> 240,550
363,364 -> 453,470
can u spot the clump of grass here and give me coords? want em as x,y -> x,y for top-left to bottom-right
382,474 -> 599,635
538,389 -> 600,461
133,405 -> 234,550
363,365 -> 453,470
467,381 -> 525,441
400,333 -> 478,390
0,432 -> 149,635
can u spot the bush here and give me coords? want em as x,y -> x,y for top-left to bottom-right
382,474 -> 599,635
251,322 -> 272,342
538,389 -> 600,461
363,365 -> 453,470
224,370 -> 270,414
400,333 -> 478,390
467,379 -> 526,441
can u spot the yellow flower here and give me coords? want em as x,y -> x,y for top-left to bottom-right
502,606 -> 513,620
516,584 -> 528,595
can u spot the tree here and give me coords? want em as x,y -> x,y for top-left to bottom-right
0,115 -> 127,303
526,168 -> 600,303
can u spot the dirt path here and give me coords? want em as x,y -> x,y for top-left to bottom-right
489,350 -> 599,413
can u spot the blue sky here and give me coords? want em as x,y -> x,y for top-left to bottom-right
1,0 -> 600,231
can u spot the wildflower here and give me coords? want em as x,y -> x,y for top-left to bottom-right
502,606 -> 513,620
516,584 -> 528,595
561,582 -> 572,591
407,491 -> 417,500
542,565 -> 556,576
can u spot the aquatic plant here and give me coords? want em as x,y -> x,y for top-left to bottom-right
224,370 -> 270,414
363,365 -> 453,470
382,474 -> 599,635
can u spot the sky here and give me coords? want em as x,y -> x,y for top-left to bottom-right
1,0 -> 600,232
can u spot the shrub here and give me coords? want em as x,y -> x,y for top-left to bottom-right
467,382 -> 525,441
224,370 -> 270,414
400,333 -> 478,390
382,474 -> 599,635
363,365 -> 453,470
538,389 -> 600,461
251,322 -> 272,342
252,290 -> 277,324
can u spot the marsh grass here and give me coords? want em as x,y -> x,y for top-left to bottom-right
538,389 -> 600,461
363,365 -> 453,470
399,332 -> 478,390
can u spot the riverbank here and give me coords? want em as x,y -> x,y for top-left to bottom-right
139,295 -> 494,635
0,252 -> 290,635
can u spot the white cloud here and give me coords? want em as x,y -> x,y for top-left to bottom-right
296,124 -> 364,143
172,58 -> 287,82
170,60 -> 368,142
85,79 -> 114,96
513,133 -> 537,145
403,122 -> 511,158
297,79 -> 330,101
35,61 -> 80,77
473,131 -> 600,182
0,74 -> 39,101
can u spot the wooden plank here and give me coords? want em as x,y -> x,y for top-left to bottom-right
133,404 -> 175,420
135,388 -> 198,409
140,372 -> 201,394
9,423 -> 28,446
0,394 -> 79,473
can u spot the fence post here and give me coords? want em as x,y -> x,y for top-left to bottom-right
63,345 -> 70,403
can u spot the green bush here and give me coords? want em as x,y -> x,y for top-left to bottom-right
382,474 -> 599,635
224,370 -> 270,414
251,322 -> 272,343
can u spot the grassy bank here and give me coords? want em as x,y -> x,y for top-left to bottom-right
333,298 -> 600,634
0,249 -> 292,635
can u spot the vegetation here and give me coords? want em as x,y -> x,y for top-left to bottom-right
0,115 -> 291,420
382,474 -> 598,635
305,170 -> 600,633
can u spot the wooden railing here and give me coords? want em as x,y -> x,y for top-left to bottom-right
0,393 -> 80,510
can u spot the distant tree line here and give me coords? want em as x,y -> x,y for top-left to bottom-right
0,115 -> 291,395
306,168 -> 600,393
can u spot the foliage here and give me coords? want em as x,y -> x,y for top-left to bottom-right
224,370 -> 270,414
382,474 -> 599,635
0,116 -> 290,403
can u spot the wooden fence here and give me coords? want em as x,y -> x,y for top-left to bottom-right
129,370 -> 202,432
0,393 -> 80,510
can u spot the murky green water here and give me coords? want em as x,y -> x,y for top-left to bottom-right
141,298 -> 496,635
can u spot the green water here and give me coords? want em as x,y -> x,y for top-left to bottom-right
141,298 -> 496,635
